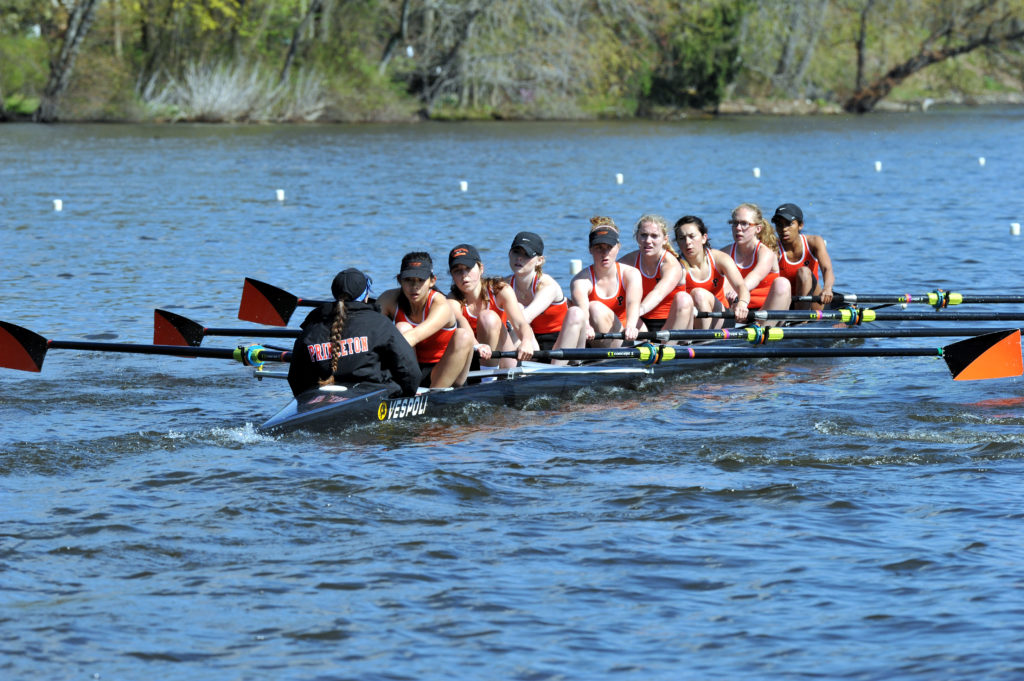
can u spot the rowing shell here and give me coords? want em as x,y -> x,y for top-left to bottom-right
258,359 -> 709,433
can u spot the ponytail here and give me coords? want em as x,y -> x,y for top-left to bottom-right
324,300 -> 348,381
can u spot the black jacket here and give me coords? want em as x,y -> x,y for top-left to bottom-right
287,301 -> 420,397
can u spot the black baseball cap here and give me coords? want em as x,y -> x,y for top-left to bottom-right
773,203 -> 803,224
399,253 -> 434,280
331,268 -> 371,302
448,244 -> 482,270
589,227 -> 619,247
510,231 -> 544,257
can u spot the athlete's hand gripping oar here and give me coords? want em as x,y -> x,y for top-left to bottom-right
496,330 -> 1023,380
698,309 -> 1024,324
155,309 -> 300,347
0,321 -> 291,372
795,291 -> 1024,308
238,278 -> 330,326
593,326 -> 1024,343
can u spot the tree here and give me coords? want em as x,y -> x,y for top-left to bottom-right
34,0 -> 101,122
645,0 -> 747,110
844,0 -> 1024,112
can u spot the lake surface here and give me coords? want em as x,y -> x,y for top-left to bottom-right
2,108 -> 1024,680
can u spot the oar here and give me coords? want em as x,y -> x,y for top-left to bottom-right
496,330 -> 1023,380
593,326 -> 1024,343
238,278 -> 329,326
155,309 -> 299,347
699,309 -> 1024,324
796,291 -> 1024,307
0,321 -> 291,373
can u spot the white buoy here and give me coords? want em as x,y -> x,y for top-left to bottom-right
569,259 -> 583,275
979,157 -> 986,167
459,180 -> 468,192
753,167 -> 761,178
1012,222 -> 1021,236
275,189 -> 285,202
874,161 -> 882,172
615,173 -> 624,185
53,199 -> 63,212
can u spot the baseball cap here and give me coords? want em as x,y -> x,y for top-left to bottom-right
331,268 -> 371,302
773,203 -> 803,224
399,253 -> 434,280
448,244 -> 481,270
510,231 -> 544,257
589,227 -> 619,247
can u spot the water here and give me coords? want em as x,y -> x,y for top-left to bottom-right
2,109 -> 1024,679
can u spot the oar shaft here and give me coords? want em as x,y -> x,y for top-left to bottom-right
495,345 -> 941,361
796,292 -> 1024,305
47,339 -> 290,363
698,310 -> 1024,322
593,326 -> 1022,342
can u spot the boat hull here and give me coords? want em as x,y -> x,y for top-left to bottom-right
258,360 -> 698,434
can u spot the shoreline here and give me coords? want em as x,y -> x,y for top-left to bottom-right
3,94 -> 1022,125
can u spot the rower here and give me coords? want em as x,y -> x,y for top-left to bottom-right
674,215 -> 751,330
448,243 -> 536,368
570,217 -> 643,348
727,203 -> 792,324
771,203 -> 836,310
506,231 -> 587,362
376,252 -> 475,388
287,268 -> 421,397
617,214 -> 694,334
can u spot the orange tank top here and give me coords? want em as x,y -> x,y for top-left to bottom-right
777,234 -> 820,284
634,252 -> 684,320
393,290 -> 456,364
729,242 -> 778,310
683,249 -> 729,305
588,263 -> 627,324
510,274 -> 567,335
460,287 -> 507,333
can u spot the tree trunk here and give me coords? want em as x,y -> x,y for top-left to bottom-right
845,23 -> 1024,113
854,0 -> 875,93
379,0 -> 412,74
34,0 -> 102,122
280,0 -> 324,86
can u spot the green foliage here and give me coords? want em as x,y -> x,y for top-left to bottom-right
646,0 -> 747,109
0,35 -> 48,95
4,93 -> 39,115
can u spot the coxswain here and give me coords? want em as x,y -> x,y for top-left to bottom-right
617,214 -> 694,334
448,243 -> 535,368
569,217 -> 643,348
287,268 -> 421,397
376,252 -> 475,388
507,230 -> 587,363
771,203 -> 835,310
727,203 -> 792,323
674,215 -> 751,330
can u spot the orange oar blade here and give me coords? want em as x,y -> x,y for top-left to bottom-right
154,309 -> 204,347
238,278 -> 297,327
946,329 -> 1023,380
0,321 -> 49,372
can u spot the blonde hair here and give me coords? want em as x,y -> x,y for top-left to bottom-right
731,203 -> 779,252
634,214 -> 678,257
590,216 -> 618,232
